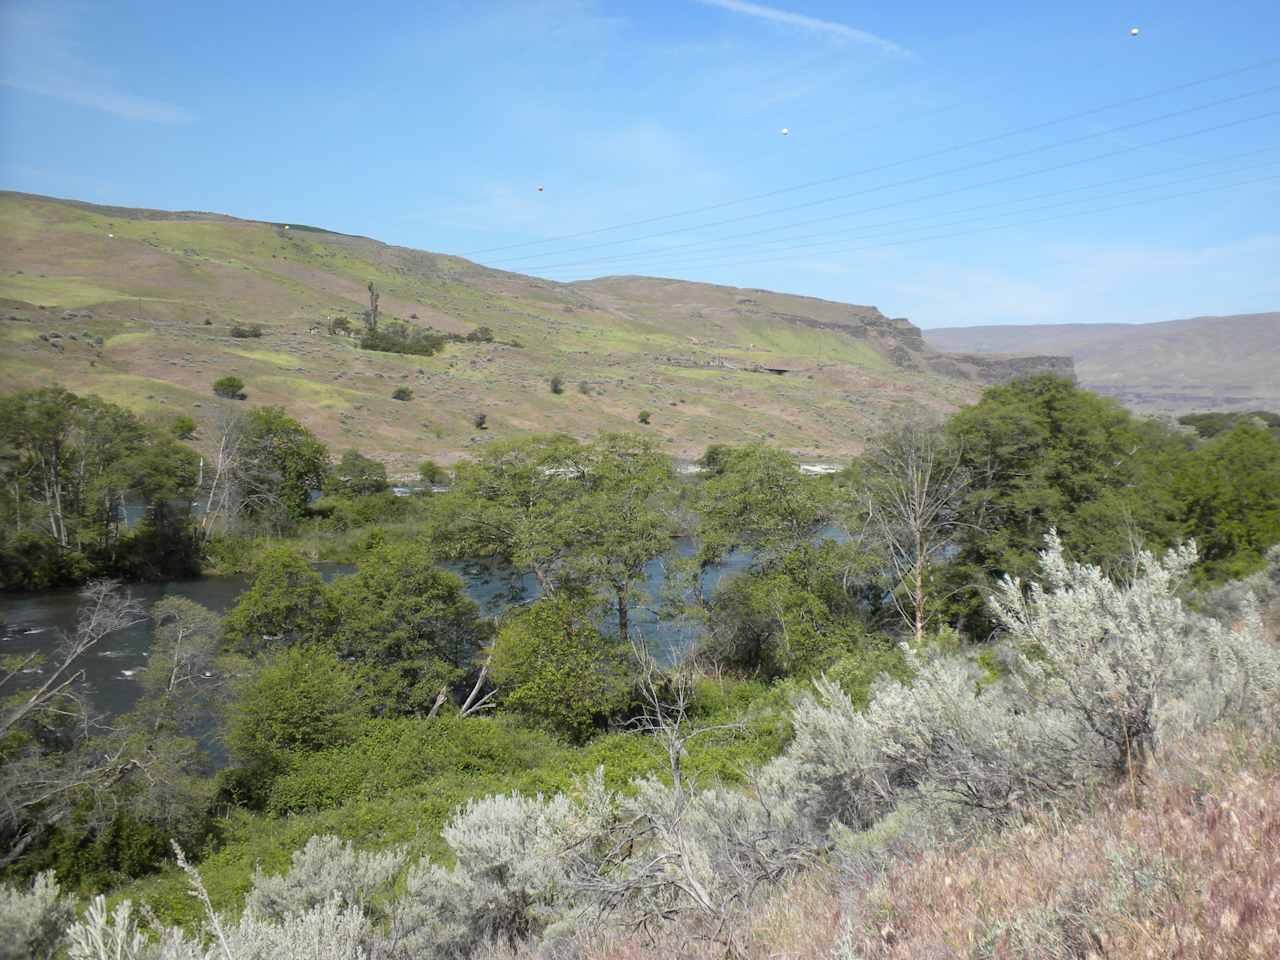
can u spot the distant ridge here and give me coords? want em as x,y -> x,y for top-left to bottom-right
925,313 -> 1280,413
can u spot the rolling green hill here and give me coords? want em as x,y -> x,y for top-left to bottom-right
0,191 -> 1058,475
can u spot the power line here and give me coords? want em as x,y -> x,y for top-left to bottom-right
537,172 -> 1280,278
463,56 -> 1280,257
513,109 -> 1280,273
535,153 -> 1280,274
485,82 -> 1280,267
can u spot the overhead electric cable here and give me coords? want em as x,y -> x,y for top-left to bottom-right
463,56 -> 1280,257
487,82 -> 1280,268
536,173 -> 1280,277
511,109 -> 1280,273
530,153 -> 1280,274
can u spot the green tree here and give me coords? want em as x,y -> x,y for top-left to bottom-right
225,646 -> 370,798
212,376 -> 244,399
0,388 -> 199,585
136,597 -> 221,732
562,434 -> 676,644
446,434 -> 587,591
694,444 -> 827,567
328,449 -> 388,497
328,543 -> 490,714
235,406 -> 329,527
418,460 -> 448,485
943,375 -> 1185,629
222,545 -> 335,654
489,596 -> 633,742
702,539 -> 888,679
1173,420 -> 1280,580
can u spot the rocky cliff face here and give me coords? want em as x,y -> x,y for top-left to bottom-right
924,351 -> 1077,385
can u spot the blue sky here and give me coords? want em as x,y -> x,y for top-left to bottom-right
2,0 -> 1278,328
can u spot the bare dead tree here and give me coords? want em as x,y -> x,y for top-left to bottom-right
200,408 -> 243,536
366,281 -> 380,333
0,581 -> 146,867
864,427 -> 971,645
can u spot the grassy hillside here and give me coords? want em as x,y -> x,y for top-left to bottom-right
0,191 -> 998,476
925,312 -> 1280,413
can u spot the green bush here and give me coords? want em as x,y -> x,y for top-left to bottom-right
490,596 -> 635,743
266,715 -> 565,815
360,322 -> 447,357
392,386 -> 413,401
212,375 -> 245,399
326,543 -> 490,714
225,645 -> 372,802
637,410 -> 651,424
222,545 -> 335,653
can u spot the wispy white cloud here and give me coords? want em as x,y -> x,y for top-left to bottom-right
694,0 -> 907,56
0,1 -> 192,123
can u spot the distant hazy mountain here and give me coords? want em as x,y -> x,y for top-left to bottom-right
925,313 -> 1280,413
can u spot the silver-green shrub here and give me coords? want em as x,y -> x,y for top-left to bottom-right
992,531 -> 1280,772
243,834 -> 406,923
393,774 -> 616,958
0,871 -> 74,960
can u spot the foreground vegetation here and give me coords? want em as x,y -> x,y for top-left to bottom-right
3,375 -> 1280,958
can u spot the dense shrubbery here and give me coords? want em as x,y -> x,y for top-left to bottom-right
5,376 -> 1280,958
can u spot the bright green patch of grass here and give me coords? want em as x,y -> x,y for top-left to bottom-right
0,275 -> 132,308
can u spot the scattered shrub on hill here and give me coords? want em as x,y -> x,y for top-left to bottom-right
473,412 -> 487,430
549,375 -> 564,395
392,386 -> 414,401
466,325 -> 494,343
360,321 -> 448,357
212,375 -> 245,399
169,414 -> 197,439
230,323 -> 264,338
637,409 -> 651,424
578,381 -> 592,396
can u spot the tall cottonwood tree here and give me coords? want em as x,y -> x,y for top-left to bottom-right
563,434 -> 676,644
448,434 -> 677,643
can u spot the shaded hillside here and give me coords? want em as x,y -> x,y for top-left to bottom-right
1,191 -> 1050,473
925,313 -> 1280,413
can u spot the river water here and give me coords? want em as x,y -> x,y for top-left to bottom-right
0,542 -> 754,723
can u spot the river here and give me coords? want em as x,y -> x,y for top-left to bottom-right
0,541 -> 754,724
